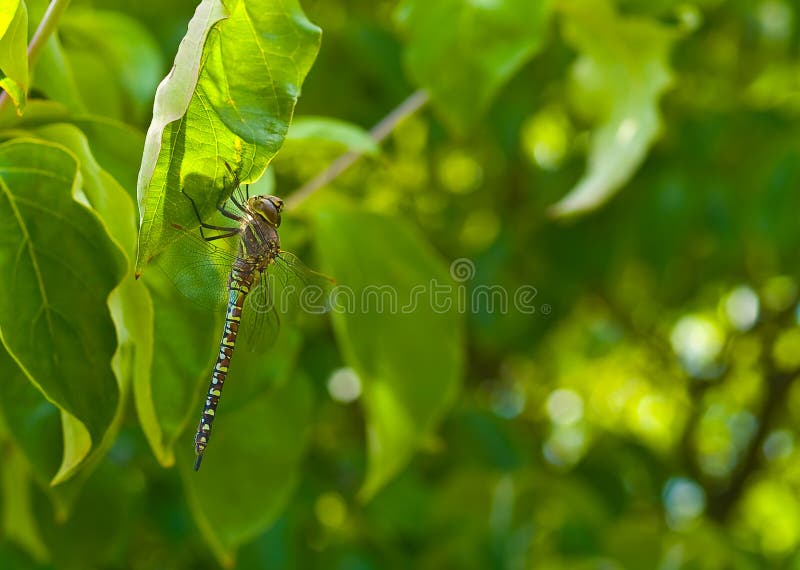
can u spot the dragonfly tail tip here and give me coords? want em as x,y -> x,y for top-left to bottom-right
194,454 -> 204,471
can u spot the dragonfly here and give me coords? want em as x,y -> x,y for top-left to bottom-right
160,166 -> 330,471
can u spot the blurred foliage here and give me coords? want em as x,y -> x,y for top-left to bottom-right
0,0 -> 799,568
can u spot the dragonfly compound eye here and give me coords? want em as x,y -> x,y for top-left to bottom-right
250,196 -> 282,227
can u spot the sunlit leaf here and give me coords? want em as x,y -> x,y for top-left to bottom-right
0,140 -> 126,482
179,372 -> 314,567
548,0 -> 677,217
313,201 -> 464,499
396,0 -> 552,133
136,0 -> 321,275
0,0 -> 28,113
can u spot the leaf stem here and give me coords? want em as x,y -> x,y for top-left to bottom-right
0,0 -> 72,116
285,89 -> 430,210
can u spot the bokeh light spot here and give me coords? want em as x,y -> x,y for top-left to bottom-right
670,315 -> 724,376
315,493 -> 347,529
663,478 -> 706,529
327,367 -> 362,403
724,286 -> 760,331
546,388 -> 584,426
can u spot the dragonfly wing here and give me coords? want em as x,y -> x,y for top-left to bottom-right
241,270 -> 281,353
156,225 -> 238,311
270,250 -> 334,319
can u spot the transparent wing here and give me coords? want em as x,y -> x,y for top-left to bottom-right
242,271 -> 280,353
239,250 -> 332,353
155,224 -> 238,312
269,250 -> 334,319
157,224 -> 330,353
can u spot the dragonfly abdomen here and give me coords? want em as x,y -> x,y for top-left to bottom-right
193,264 -> 257,470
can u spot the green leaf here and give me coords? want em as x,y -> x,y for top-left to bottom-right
30,35 -> 85,114
313,202 -> 465,499
141,264 -> 304,465
136,0 -> 322,275
33,459 -> 144,569
140,269 -> 218,466
58,9 -> 164,123
26,125 -> 154,487
396,0 -> 552,133
179,372 -> 314,567
286,116 -> 379,155
548,0 -> 677,217
0,0 -> 28,113
0,344 -> 62,493
0,140 -> 126,481
68,117 -> 145,197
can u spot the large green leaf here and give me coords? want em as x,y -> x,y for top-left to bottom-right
313,202 -> 465,499
179,372 -> 313,567
136,0 -> 321,275
0,140 -> 126,480
25,125 -> 153,498
0,0 -> 28,113
548,0 -> 677,217
396,0 -> 552,133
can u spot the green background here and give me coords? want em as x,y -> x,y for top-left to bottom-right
1,0 -> 800,568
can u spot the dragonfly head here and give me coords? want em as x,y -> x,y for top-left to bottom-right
247,195 -> 284,227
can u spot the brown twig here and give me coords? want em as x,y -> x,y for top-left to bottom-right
285,89 -> 430,210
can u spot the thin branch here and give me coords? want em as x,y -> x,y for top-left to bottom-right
0,0 -> 72,116
285,89 -> 430,210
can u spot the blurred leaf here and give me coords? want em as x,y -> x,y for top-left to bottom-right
396,0 -> 552,133
29,35 -> 85,114
0,0 -> 27,113
549,0 -> 676,217
68,117 -> 144,197
286,116 -> 379,155
135,0 -> 321,275
34,459 -> 144,570
0,140 -> 126,481
313,202 -> 464,499
179,372 -> 314,567
58,9 -> 164,124
1,444 -> 48,563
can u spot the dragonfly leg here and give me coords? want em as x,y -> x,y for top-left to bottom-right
221,161 -> 250,213
182,189 -> 242,234
204,231 -> 240,242
217,200 -> 243,220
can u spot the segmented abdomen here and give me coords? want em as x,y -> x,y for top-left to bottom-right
193,264 -> 256,470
